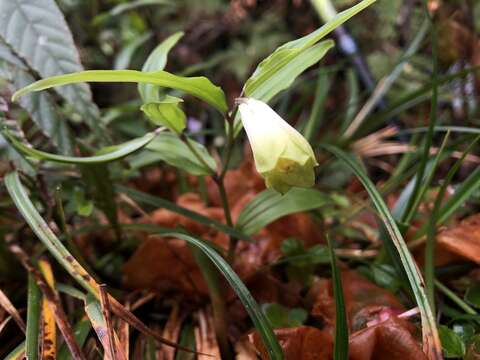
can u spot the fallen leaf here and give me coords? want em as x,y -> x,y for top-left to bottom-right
308,271 -> 404,333
437,214 -> 480,264
349,317 -> 427,360
250,326 -> 333,360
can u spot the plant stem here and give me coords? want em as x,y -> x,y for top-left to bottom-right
180,134 -> 216,175
435,279 -> 478,316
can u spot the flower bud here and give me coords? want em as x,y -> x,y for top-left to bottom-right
237,98 -> 318,194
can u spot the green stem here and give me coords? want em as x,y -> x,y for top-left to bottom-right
180,134 -> 216,175
435,279 -> 478,316
26,274 -> 41,360
220,106 -> 238,179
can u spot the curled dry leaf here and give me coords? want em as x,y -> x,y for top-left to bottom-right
437,214 -> 480,264
349,317 -> 427,360
250,326 -> 333,360
307,271 -> 404,333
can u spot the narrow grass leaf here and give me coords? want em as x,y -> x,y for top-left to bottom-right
4,341 -> 25,360
26,274 -> 41,360
57,318 -> 92,360
38,259 -> 57,360
162,232 -> 284,360
323,144 -> 442,359
0,289 -> 26,333
327,236 -> 348,360
117,185 -> 251,241
8,243 -> 86,360
4,171 -> 204,354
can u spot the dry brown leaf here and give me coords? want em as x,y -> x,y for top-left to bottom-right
437,214 -> 480,264
349,317 -> 426,360
123,236 -> 209,296
194,310 -> 221,360
250,326 -> 333,360
308,271 -> 404,333
158,304 -> 184,360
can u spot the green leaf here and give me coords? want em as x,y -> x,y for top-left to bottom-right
141,96 -> 186,133
328,236 -> 348,360
323,144 -> 441,358
114,32 -> 152,70
58,318 -> 91,360
109,0 -> 173,16
236,188 -> 329,236
439,325 -> 466,358
262,303 -> 307,328
413,166 -> 480,240
1,127 -> 159,164
12,70 -> 228,115
0,0 -> 100,128
244,40 -> 334,103
133,132 -> 216,175
5,171 -> 98,296
26,275 -> 41,360
161,232 -> 284,360
139,32 -> 184,102
4,341 -> 25,360
0,41 -> 73,154
465,284 -> 480,309
116,185 -> 251,242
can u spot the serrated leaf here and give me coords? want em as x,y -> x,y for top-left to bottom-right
141,96 -> 186,133
139,31 -> 184,102
236,188 -> 329,236
0,41 -> 73,154
0,0 -> 100,128
135,132 -> 216,175
13,70 -> 228,114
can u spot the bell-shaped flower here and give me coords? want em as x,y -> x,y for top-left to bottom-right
237,98 -> 318,194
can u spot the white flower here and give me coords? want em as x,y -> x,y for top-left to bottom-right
237,98 -> 318,194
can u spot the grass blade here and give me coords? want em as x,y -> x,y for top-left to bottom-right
26,274 -> 41,360
117,185 -> 251,242
5,171 -> 203,355
323,144 -> 442,359
327,236 -> 348,360
162,232 -> 284,360
0,289 -> 25,333
8,243 -> 86,360
38,259 -> 57,360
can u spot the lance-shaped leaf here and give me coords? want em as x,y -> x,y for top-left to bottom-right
139,31 -> 184,102
1,127 -> 161,164
234,0 -> 376,134
12,70 -> 228,114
